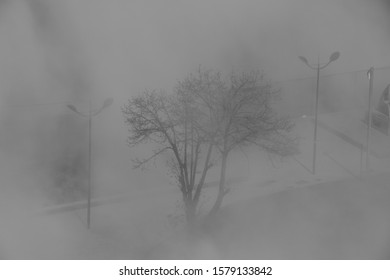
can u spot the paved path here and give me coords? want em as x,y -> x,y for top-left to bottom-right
3,111 -> 390,259
32,111 -> 390,214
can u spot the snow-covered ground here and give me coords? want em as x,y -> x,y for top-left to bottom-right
1,114 -> 390,259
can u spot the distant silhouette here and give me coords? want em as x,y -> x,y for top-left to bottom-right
370,84 -> 390,135
376,84 -> 390,117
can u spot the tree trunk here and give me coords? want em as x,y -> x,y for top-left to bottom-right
185,198 -> 196,226
208,151 -> 228,218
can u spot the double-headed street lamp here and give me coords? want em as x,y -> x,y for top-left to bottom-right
299,52 -> 340,175
67,97 -> 113,229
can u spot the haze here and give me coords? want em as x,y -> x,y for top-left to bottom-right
1,0 -> 390,259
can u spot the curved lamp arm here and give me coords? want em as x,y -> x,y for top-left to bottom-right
67,98 -> 113,117
92,97 -> 113,116
319,52 -> 340,69
67,104 -> 88,117
299,56 -> 316,70
299,52 -> 340,70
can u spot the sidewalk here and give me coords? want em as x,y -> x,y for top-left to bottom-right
7,111 -> 390,259
33,110 -> 390,214
222,111 -> 390,205
318,111 -> 390,159
316,111 -> 390,176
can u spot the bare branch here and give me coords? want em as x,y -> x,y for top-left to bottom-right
132,147 -> 171,169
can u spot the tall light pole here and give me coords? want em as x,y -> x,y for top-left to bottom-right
67,97 -> 113,229
366,67 -> 374,171
299,51 -> 340,175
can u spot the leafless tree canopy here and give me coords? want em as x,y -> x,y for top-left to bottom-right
123,69 -> 297,224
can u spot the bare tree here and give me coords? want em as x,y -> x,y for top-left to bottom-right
122,88 -> 215,224
179,70 -> 297,218
122,69 -> 297,225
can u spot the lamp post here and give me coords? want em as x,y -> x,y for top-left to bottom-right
366,67 -> 374,171
298,52 -> 340,175
67,97 -> 113,229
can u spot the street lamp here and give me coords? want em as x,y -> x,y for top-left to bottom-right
298,52 -> 340,175
365,67 -> 374,171
67,97 -> 113,229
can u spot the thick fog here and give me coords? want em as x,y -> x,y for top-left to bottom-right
1,0 -> 390,259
